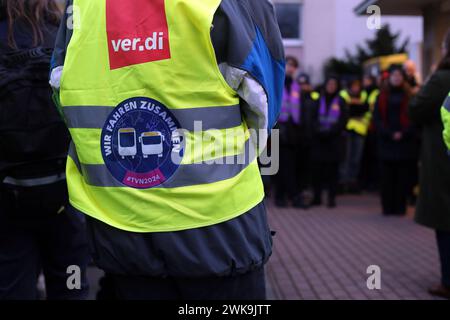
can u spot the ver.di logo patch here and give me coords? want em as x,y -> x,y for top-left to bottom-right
106,0 -> 171,70
101,97 -> 183,189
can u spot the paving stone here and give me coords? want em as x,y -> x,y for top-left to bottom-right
265,194 -> 441,300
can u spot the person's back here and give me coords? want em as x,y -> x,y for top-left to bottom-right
51,0 -> 285,299
0,0 -> 89,300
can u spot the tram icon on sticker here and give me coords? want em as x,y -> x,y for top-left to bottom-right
118,128 -> 137,159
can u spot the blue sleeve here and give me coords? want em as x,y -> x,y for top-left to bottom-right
219,0 -> 286,130
241,26 -> 285,130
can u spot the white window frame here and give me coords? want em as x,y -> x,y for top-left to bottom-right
274,0 -> 303,47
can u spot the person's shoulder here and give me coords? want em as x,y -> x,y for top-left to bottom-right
231,0 -> 273,5
220,0 -> 274,15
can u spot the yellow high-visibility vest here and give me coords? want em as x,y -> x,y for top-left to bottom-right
340,90 -> 371,136
59,0 -> 264,232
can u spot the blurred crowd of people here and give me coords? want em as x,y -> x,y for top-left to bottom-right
270,55 -> 422,216
268,30 -> 450,298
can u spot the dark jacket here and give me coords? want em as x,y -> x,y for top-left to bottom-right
310,95 -> 348,163
54,0 -> 283,278
0,10 -> 58,50
409,69 -> 450,232
0,12 -> 66,175
373,88 -> 418,162
277,90 -> 317,147
298,91 -> 319,147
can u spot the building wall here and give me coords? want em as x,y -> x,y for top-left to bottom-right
302,0 -> 337,84
335,0 -> 423,58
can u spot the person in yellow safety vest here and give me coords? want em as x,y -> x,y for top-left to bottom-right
339,78 -> 370,193
50,0 -> 285,300
363,75 -> 381,113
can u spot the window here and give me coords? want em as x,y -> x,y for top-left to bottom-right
274,2 -> 302,45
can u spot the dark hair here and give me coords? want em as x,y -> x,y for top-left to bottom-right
382,65 -> 411,96
348,78 -> 362,88
323,75 -> 341,95
2,0 -> 61,48
286,55 -> 299,69
388,64 -> 407,78
438,29 -> 450,70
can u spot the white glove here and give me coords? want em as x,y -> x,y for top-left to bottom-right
49,66 -> 63,89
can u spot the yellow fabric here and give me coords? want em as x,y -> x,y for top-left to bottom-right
339,90 -> 368,104
341,90 -> 371,136
346,114 -> 372,136
60,0 -> 237,109
60,0 -> 264,232
311,91 -> 320,101
66,157 -> 264,233
368,89 -> 380,110
441,93 -> 450,151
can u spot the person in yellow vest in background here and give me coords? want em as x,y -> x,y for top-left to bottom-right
50,0 -> 285,300
339,78 -> 370,193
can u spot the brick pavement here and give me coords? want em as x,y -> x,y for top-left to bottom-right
265,194 -> 443,300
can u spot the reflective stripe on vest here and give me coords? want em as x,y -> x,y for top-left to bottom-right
63,105 -> 242,131
60,0 -> 264,232
68,140 -> 254,188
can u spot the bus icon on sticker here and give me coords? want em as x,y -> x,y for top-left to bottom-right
140,131 -> 164,158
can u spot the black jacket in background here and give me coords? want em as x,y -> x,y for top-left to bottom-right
310,95 -> 348,163
409,69 -> 450,232
277,90 -> 317,147
298,91 -> 318,147
373,89 -> 418,162
0,10 -> 69,178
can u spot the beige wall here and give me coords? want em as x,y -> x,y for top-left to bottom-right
302,0 -> 337,84
273,0 -> 337,84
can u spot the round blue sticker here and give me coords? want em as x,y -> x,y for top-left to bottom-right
100,97 -> 184,189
